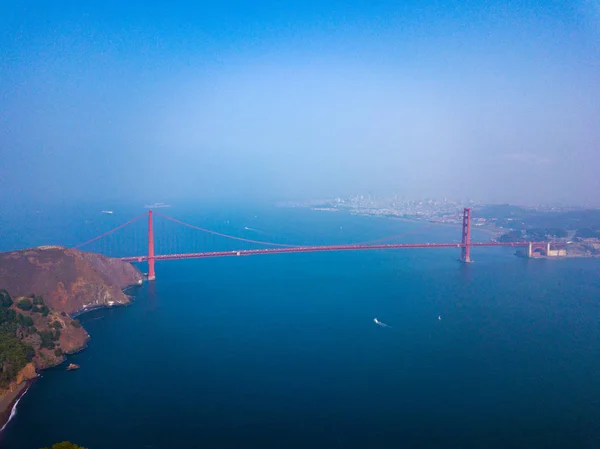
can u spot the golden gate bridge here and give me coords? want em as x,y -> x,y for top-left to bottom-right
74,208 -> 548,280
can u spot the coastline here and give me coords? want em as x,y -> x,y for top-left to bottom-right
0,281 -> 141,434
311,207 -> 504,238
0,380 -> 33,433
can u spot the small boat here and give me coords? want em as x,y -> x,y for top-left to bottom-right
374,318 -> 390,328
101,210 -> 114,215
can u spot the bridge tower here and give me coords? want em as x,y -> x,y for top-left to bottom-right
148,210 -> 156,280
460,207 -> 472,263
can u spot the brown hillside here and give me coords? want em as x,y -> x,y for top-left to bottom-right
0,246 -> 143,314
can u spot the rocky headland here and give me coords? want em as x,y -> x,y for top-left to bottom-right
0,246 -> 143,430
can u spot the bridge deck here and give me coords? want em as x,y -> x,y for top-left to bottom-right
120,241 -> 530,262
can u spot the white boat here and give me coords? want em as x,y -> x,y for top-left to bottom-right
144,202 -> 171,208
374,318 -> 390,328
101,210 -> 114,215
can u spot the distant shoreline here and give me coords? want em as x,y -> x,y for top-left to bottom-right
309,207 -> 504,238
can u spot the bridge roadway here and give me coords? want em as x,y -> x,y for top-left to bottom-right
120,241 -> 531,263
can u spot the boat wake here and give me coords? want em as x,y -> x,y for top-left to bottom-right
0,384 -> 30,433
244,226 -> 266,234
374,318 -> 391,328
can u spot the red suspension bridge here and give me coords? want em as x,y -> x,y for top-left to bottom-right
74,208 -> 550,280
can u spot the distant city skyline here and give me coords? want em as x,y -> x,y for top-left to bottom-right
1,1 -> 599,207
284,193 -> 597,211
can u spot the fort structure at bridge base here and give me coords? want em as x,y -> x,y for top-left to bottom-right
525,242 -> 567,258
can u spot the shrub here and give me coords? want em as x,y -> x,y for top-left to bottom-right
0,289 -> 13,308
71,320 -> 81,328
39,330 -> 55,349
54,348 -> 63,357
0,308 -> 16,325
51,321 -> 63,330
0,335 -> 35,388
40,441 -> 86,449
17,298 -> 33,311
17,314 -> 34,327
33,296 -> 45,305
32,305 -> 50,316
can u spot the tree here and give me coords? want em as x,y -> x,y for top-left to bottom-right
40,442 -> 86,449
71,320 -> 81,328
576,228 -> 599,239
17,314 -> 34,327
33,304 -> 50,316
54,348 -> 63,357
546,228 -> 567,238
17,298 -> 33,311
51,321 -> 63,330
38,330 -> 56,349
0,308 -> 17,326
0,334 -> 35,388
0,289 -> 13,308
33,296 -> 45,306
526,228 -> 547,240
498,230 -> 523,242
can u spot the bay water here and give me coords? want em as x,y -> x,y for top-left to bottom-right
1,204 -> 599,448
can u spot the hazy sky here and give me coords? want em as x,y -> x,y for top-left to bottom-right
1,0 -> 599,206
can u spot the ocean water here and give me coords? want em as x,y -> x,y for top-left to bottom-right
1,204 -> 600,448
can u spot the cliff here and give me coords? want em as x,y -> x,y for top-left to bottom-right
0,246 -> 143,314
0,363 -> 37,401
0,247 -> 143,427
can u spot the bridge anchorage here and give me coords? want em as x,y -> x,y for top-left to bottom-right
74,207 -> 554,280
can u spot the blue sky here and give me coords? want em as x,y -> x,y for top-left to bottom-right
1,0 -> 599,206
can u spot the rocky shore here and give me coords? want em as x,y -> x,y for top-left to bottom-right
0,364 -> 37,432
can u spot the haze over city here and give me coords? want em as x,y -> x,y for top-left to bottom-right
1,0 -> 599,206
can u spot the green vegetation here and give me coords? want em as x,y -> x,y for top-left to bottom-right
28,295 -> 50,316
498,230 -> 523,243
499,227 -> 570,242
37,305 -> 50,316
51,320 -> 63,329
0,290 -> 35,388
0,289 -> 13,307
39,330 -> 57,349
40,442 -> 86,449
477,205 -> 600,231
0,306 -> 17,327
18,313 -> 34,327
16,298 -> 33,311
576,228 -> 600,239
71,320 -> 81,328
54,348 -> 63,357
0,336 -> 35,387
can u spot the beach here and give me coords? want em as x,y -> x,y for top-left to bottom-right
0,381 -> 32,432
